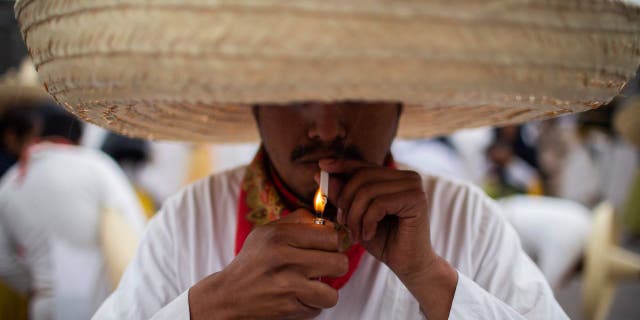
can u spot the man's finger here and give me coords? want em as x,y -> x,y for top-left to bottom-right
360,195 -> 401,242
344,179 -> 421,239
285,248 -> 349,279
359,190 -> 426,241
296,280 -> 339,309
270,223 -> 340,252
320,166 -> 393,212
277,278 -> 323,320
339,169 -> 418,217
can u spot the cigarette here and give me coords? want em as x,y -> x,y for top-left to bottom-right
312,170 -> 329,225
320,170 -> 329,197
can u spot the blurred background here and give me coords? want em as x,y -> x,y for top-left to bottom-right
1,1 -> 640,319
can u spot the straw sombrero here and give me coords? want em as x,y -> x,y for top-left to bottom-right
0,58 -> 51,112
14,0 -> 640,142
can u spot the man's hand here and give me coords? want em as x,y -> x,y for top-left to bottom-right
319,159 -> 457,319
319,159 -> 433,278
188,210 -> 348,320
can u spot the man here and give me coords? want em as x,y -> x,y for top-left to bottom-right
95,102 -> 565,319
15,1 -> 639,319
0,104 -> 146,319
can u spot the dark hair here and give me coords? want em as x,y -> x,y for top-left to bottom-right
101,132 -> 150,165
577,104 -> 615,135
0,105 -> 41,149
35,103 -> 84,144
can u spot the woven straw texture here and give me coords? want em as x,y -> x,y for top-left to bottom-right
15,0 -> 640,142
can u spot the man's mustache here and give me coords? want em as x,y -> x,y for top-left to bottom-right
290,139 -> 363,163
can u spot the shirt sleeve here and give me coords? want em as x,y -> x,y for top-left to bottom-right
0,222 -> 31,294
450,273 -> 532,319
150,290 -> 190,319
92,201 -> 187,319
448,195 -> 569,319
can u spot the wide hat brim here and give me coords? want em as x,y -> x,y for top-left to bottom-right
15,0 -> 640,142
0,58 -> 52,113
0,84 -> 51,112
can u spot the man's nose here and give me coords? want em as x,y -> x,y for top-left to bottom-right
307,105 -> 346,142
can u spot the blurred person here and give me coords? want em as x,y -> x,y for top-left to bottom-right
498,196 -> 591,291
101,132 -> 157,219
538,106 -> 638,210
0,57 -> 50,319
576,106 -> 637,210
492,125 -> 539,170
485,125 -> 543,198
0,104 -> 146,320
536,117 -> 580,200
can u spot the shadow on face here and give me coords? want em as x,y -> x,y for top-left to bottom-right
255,100 -> 401,200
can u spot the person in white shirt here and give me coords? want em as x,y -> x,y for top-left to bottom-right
0,105 -> 146,320
95,102 -> 567,319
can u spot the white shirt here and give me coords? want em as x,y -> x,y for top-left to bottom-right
498,196 -> 591,291
0,143 -> 146,320
95,166 -> 568,319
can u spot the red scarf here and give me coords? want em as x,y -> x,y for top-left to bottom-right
235,149 -> 365,290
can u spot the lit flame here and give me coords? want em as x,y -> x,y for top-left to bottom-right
314,187 -> 327,214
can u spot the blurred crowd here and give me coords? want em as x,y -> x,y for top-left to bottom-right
393,102 -> 640,292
